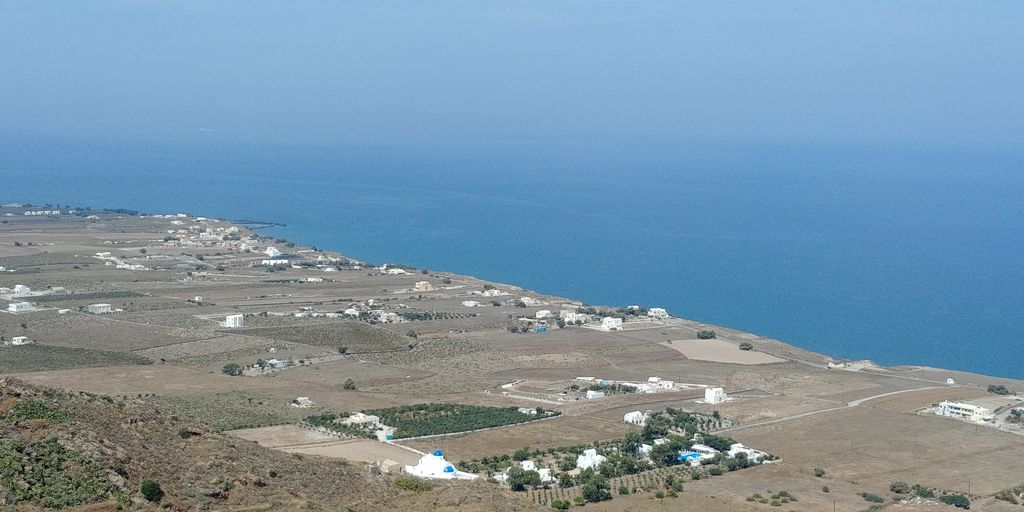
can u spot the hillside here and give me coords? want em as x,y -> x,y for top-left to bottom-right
0,378 -> 535,511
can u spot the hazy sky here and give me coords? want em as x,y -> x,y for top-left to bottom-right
2,1 -> 1022,149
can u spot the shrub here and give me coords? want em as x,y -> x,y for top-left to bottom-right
697,330 -> 716,339
821,486 -> 830,493
619,485 -> 629,495
890,481 -> 911,494
551,499 -> 570,510
739,342 -> 753,350
573,496 -> 585,505
988,384 -> 1012,395
343,378 -> 357,390
140,480 -> 164,502
860,492 -> 884,503
222,362 -> 242,376
939,494 -> 970,509
338,346 -> 348,354
814,467 -> 826,478
406,330 -> 417,338
394,477 -> 433,492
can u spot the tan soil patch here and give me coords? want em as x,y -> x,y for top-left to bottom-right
666,339 -> 785,365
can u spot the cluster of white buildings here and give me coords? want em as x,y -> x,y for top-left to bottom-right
600,317 -> 623,331
23,210 -> 65,216
222,314 -> 245,328
575,376 -> 679,397
494,460 -> 557,485
1,336 -> 33,347
87,303 -> 113,315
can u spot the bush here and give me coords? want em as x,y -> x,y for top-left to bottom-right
140,480 -> 164,502
890,481 -> 911,494
739,342 -> 753,351
550,499 -> 570,510
222,362 -> 242,376
860,492 -> 884,503
988,384 -> 1012,395
343,378 -> 357,390
813,467 -> 826,478
406,329 -> 417,338
619,485 -> 629,495
939,494 -> 970,509
338,345 -> 348,354
821,486 -> 830,493
394,477 -> 433,492
697,330 -> 716,339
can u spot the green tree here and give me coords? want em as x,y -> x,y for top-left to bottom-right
140,480 -> 164,502
343,378 -> 357,390
739,342 -> 753,350
550,499 -> 570,510
506,467 -> 542,491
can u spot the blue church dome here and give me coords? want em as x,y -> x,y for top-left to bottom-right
433,449 -> 444,457
443,465 -> 455,473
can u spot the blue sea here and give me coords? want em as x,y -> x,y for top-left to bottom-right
4,138 -> 1023,378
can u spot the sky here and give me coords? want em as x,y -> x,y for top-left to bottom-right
2,1 -> 1022,150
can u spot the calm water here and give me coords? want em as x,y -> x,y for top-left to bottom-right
4,138 -> 1023,378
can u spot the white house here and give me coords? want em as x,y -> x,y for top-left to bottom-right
938,401 -> 994,422
690,443 -> 721,463
405,450 -> 478,480
623,411 -> 647,425
3,336 -> 33,347
535,309 -> 553,319
413,281 -> 433,292
222,314 -> 245,328
377,311 -> 401,323
600,317 -> 623,331
727,443 -> 766,462
946,378 -> 956,385
586,390 -> 605,399
517,407 -> 538,415
291,397 -> 314,408
562,312 -> 589,324
342,412 -> 380,426
647,307 -> 670,319
13,285 -> 32,297
265,246 -> 283,257
704,387 -> 728,404
7,302 -> 35,313
575,449 -> 607,470
304,277 -> 324,283
343,308 -> 361,317
520,296 -> 542,307
461,300 -> 481,307
260,259 -> 289,266
481,288 -> 509,297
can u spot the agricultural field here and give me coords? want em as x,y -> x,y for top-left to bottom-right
0,344 -> 151,372
365,403 -> 559,439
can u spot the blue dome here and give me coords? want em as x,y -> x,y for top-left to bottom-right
433,450 -> 444,457
443,465 -> 455,473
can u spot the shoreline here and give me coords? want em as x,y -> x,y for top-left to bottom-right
2,201 -> 1021,384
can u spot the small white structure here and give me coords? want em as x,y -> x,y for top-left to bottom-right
291,397 -> 314,408
481,288 -> 508,297
304,277 -> 324,283
193,296 -> 204,302
600,317 -> 623,331
623,411 -> 647,425
461,300 -> 481,307
517,407 -> 538,415
3,336 -> 33,347
260,259 -> 289,266
946,378 -> 956,385
7,302 -> 35,313
342,412 -> 381,426
648,376 -> 675,390
405,450 -> 478,480
535,309 -> 553,319
586,390 -> 605,399
413,281 -> 433,292
377,311 -> 401,323
222,314 -> 245,328
562,312 -> 589,324
520,296 -> 542,307
647,307 -> 670,319
938,401 -> 993,422
343,308 -> 361,317
265,246 -> 283,257
13,285 -> 32,297
575,449 -> 607,470
704,387 -> 728,404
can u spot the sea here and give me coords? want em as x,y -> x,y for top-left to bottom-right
4,137 -> 1023,379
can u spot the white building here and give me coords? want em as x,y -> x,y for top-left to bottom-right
727,443 -> 766,462
291,397 -> 314,408
520,296 -> 542,307
946,378 -> 956,385
586,390 -> 605,399
342,412 -> 380,425
305,277 -> 324,283
648,376 -> 675,389
535,309 -> 553,319
87,303 -> 112,315
647,307 -> 670,319
3,336 -> 33,347
575,449 -> 607,470
343,308 -> 361,317
561,312 -> 589,324
13,285 -> 34,297
405,450 -> 478,480
265,246 -> 283,257
7,302 -> 35,313
600,317 -> 623,331
704,387 -> 728,404
260,259 -> 289,266
517,407 -> 538,415
623,411 -> 648,425
481,288 -> 508,297
222,314 -> 245,328
461,300 -> 481,307
938,401 -> 994,422
377,311 -> 401,323
413,281 -> 433,292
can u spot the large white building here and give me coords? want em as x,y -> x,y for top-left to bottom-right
265,246 -> 283,257
13,285 -> 33,297
938,401 -> 994,422
413,281 -> 433,292
535,309 -> 553,319
405,450 -> 478,480
586,390 -> 605,399
575,449 -> 607,470
7,302 -> 35,313
222,314 -> 245,328
600,317 -> 623,331
87,303 -> 112,315
704,387 -> 728,404
647,307 -> 670,319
